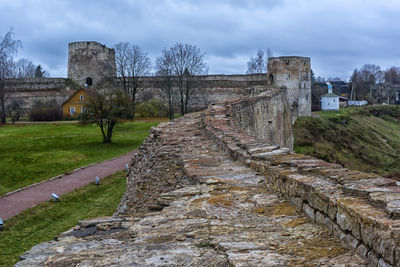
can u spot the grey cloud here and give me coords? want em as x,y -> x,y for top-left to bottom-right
1,0 -> 399,80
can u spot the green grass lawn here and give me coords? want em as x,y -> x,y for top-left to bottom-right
0,171 -> 126,266
0,119 -> 165,196
313,106 -> 360,118
295,105 -> 400,176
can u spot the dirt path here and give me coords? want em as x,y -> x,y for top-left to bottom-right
0,151 -> 135,220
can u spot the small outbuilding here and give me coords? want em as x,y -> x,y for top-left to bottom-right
321,82 -> 339,111
62,88 -> 96,118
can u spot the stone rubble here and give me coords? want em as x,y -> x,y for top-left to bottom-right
17,112 -> 365,266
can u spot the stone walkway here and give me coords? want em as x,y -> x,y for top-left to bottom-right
0,151 -> 135,220
17,113 -> 365,266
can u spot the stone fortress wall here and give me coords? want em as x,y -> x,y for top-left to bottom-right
229,88 -> 293,148
204,96 -> 400,266
4,41 -> 312,120
4,74 -> 268,115
17,85 -> 400,266
4,78 -> 76,113
267,56 -> 312,122
4,45 -> 312,121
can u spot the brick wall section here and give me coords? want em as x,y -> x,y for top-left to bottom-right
202,99 -> 400,266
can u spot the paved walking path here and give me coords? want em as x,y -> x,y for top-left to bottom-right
0,151 -> 136,220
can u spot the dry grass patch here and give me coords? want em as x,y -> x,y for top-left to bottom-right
207,194 -> 233,206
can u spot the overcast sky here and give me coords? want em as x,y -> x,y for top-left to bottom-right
1,0 -> 399,80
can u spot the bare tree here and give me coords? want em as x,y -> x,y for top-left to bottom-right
7,99 -> 24,123
157,43 -> 207,116
12,58 -> 37,78
349,64 -> 384,101
0,29 -> 21,123
114,42 -> 151,119
384,67 -> 400,84
155,48 -> 175,120
246,48 -> 273,74
81,90 -> 130,143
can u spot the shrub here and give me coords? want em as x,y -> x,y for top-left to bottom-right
135,99 -> 167,117
29,100 -> 62,121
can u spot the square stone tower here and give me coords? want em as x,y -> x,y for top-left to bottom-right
68,41 -> 116,87
267,56 -> 311,123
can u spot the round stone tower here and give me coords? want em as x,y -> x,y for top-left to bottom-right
67,41 -> 116,87
267,56 -> 311,123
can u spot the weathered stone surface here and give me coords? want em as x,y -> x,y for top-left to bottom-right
203,100 -> 400,265
68,41 -> 116,86
17,113 -> 364,266
230,88 -> 293,149
17,88 -> 400,266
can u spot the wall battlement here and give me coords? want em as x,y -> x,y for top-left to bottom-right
5,78 -> 68,91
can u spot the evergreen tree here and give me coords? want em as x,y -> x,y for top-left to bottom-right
34,65 -> 45,77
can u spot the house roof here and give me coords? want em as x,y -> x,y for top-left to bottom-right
62,87 -> 97,106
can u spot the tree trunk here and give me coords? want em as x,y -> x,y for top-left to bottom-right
130,85 -> 137,120
0,101 -> 5,123
184,80 -> 190,114
98,121 -> 107,143
0,83 -> 6,124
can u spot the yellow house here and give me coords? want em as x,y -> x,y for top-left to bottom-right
62,88 -> 96,118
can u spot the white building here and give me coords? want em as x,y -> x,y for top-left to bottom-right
321,82 -> 339,110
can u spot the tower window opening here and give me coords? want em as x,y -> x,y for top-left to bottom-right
85,77 -> 93,86
269,74 -> 274,83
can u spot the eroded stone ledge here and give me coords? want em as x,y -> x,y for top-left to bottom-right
203,99 -> 400,266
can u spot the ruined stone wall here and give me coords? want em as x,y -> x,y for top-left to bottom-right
123,74 -> 269,110
4,74 -> 268,115
229,88 -> 293,149
204,100 -> 400,266
268,56 -> 311,122
68,41 -> 116,86
4,78 -> 75,114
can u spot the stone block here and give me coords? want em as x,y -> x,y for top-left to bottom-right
289,197 -> 303,210
375,232 -> 396,265
360,222 -> 376,249
336,207 -> 354,232
302,203 -> 315,222
332,222 -> 346,241
356,243 -> 369,259
315,211 -> 325,226
367,250 -> 379,267
309,193 -> 329,214
327,203 -> 338,221
378,258 -> 393,267
341,233 -> 359,250
395,247 -> 400,267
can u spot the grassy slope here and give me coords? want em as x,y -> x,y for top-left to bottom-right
0,171 -> 126,266
0,120 -> 163,195
294,105 -> 400,177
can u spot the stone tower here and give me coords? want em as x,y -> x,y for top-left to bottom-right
68,41 -> 116,86
267,56 -> 311,123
